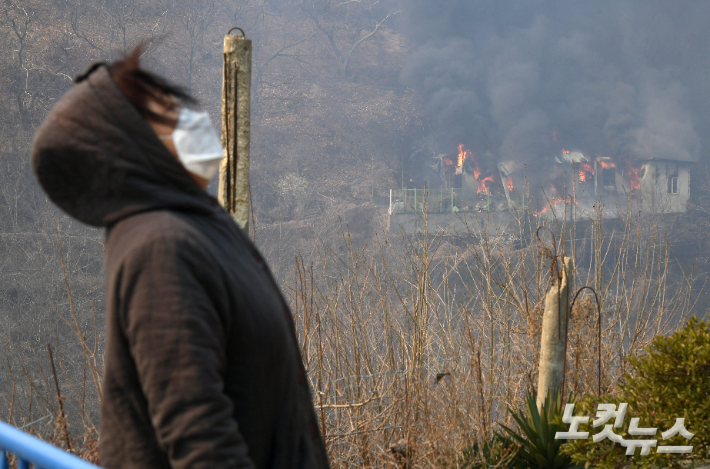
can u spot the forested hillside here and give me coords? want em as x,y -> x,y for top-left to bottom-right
0,0 -> 421,434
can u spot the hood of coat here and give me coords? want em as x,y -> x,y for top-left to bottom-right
31,65 -> 220,228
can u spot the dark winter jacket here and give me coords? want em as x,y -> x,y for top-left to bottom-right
31,65 -> 329,469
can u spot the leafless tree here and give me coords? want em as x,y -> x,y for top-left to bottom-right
298,0 -> 400,77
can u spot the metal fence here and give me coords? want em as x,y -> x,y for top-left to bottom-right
389,188 -> 496,214
0,421 -> 100,469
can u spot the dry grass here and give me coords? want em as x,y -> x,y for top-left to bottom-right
286,189 -> 701,468
0,223 -> 103,465
0,191 -> 702,468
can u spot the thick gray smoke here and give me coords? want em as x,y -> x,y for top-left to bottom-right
399,0 -> 710,180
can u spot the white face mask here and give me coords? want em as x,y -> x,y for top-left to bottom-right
160,108 -> 223,180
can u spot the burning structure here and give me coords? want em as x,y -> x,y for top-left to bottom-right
506,147 -> 694,217
391,2 -> 709,234
388,143 -> 695,231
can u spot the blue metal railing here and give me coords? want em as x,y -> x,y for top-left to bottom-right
0,421 -> 101,469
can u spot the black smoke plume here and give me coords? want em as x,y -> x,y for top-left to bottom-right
399,0 -> 709,184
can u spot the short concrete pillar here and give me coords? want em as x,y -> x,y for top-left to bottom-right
536,256 -> 573,410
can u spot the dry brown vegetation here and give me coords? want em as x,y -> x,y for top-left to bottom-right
282,197 -> 700,467
0,0 -> 421,380
3,196 -> 701,468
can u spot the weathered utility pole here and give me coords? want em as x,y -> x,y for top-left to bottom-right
219,28 -> 252,233
537,256 -> 573,410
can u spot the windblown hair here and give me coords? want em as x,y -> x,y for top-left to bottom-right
107,42 -> 196,124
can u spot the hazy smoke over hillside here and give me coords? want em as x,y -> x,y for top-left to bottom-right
399,0 -> 710,176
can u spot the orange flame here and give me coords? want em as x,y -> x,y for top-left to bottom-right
457,144 -> 472,168
561,148 -> 570,154
473,164 -> 481,180
598,160 -> 616,169
456,143 -> 478,177
579,163 -> 594,182
506,176 -> 514,191
626,161 -> 641,190
478,175 -> 495,193
457,143 -> 500,192
534,185 -> 572,217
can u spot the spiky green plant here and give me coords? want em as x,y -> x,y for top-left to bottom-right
459,436 -> 520,469
495,390 -> 581,469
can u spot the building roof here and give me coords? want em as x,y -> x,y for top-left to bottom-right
555,150 -> 588,164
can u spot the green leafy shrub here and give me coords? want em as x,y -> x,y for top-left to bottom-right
562,316 -> 710,468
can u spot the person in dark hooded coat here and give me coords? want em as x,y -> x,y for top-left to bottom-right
31,46 -> 330,469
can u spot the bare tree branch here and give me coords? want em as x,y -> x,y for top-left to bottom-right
341,9 -> 399,76
70,7 -> 107,56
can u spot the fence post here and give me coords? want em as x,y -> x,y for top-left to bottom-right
537,257 -> 574,410
218,28 -> 252,233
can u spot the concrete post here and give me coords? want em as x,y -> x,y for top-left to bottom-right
536,256 -> 573,410
218,30 -> 252,233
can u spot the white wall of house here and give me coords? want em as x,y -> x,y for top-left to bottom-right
639,161 -> 690,214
